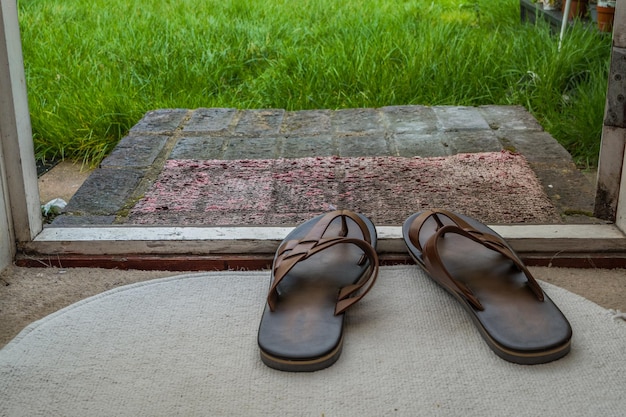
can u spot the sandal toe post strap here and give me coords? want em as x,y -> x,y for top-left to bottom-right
408,209 -> 475,253
304,210 -> 374,245
268,211 -> 378,313
412,209 -> 545,309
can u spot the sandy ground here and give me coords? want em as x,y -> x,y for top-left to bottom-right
1,265 -> 625,348
38,161 -> 93,204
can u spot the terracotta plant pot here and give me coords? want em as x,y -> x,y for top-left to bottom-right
596,5 -> 615,32
562,0 -> 588,19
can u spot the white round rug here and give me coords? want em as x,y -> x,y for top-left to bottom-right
1,266 -> 624,416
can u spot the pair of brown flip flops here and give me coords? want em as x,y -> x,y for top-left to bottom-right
258,209 -> 572,372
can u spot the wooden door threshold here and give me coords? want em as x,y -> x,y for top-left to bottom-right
15,224 -> 626,270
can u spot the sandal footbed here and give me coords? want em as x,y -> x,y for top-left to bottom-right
403,211 -> 572,365
258,213 -> 377,371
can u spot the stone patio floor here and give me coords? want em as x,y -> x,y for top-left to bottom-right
50,105 -> 599,227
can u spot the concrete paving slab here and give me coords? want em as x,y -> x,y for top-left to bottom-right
281,109 -> 332,135
182,108 -> 236,133
101,134 -> 169,168
381,105 -> 438,134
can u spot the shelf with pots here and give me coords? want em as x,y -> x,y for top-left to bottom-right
520,0 -> 614,33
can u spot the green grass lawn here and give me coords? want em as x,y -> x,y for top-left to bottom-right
18,0 -> 611,167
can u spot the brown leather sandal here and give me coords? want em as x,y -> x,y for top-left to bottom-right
403,209 -> 572,365
258,210 -> 379,372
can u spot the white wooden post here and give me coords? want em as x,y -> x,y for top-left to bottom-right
595,1 -> 625,224
610,1 -> 626,230
0,141 -> 12,269
0,0 -> 42,266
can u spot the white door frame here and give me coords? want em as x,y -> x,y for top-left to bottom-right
605,1 -> 626,230
2,0 -> 626,271
0,0 -> 41,270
